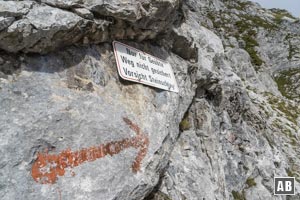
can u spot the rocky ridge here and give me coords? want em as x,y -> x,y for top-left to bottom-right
0,0 -> 300,200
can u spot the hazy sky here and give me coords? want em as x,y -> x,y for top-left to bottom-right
251,0 -> 299,17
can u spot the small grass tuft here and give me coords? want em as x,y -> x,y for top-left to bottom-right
274,68 -> 300,100
271,8 -> 296,24
232,191 -> 246,200
179,113 -> 191,131
246,177 -> 257,188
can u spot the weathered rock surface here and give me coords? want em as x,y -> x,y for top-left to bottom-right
1,0 -> 300,200
0,43 -> 195,199
0,0 -> 181,53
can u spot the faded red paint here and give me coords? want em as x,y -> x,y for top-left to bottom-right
31,118 -> 149,184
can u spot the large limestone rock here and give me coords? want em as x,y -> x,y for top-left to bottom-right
1,0 -> 300,199
0,43 -> 195,199
0,0 -> 181,53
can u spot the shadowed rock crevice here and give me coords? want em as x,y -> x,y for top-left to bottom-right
0,51 -> 22,77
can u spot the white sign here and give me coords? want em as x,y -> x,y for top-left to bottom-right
113,41 -> 179,93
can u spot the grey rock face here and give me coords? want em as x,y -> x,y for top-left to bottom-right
41,0 -> 83,8
0,16 -> 14,31
0,3 -> 86,53
0,1 -> 34,17
0,43 -> 195,200
0,0 -> 181,53
1,0 -> 300,200
85,0 -> 143,22
153,0 -> 300,199
73,8 -> 94,19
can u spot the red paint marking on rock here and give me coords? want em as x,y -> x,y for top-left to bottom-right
31,118 -> 149,184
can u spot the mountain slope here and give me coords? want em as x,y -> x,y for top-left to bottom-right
0,0 -> 299,200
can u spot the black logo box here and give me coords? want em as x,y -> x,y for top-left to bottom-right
274,177 -> 295,195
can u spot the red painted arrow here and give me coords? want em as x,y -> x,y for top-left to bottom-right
31,117 -> 149,184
